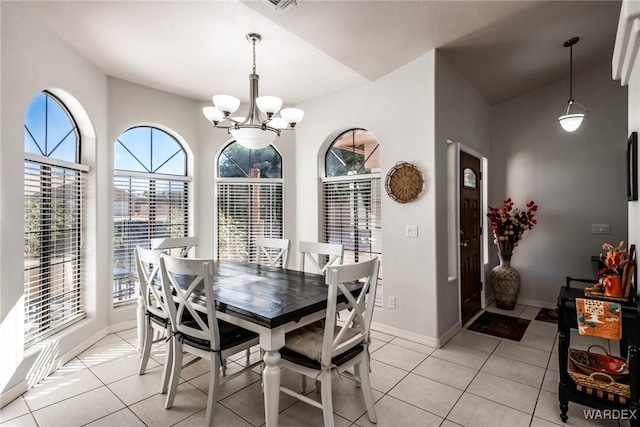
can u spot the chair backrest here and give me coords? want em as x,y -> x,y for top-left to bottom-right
159,255 -> 220,350
255,237 -> 291,268
298,241 -> 344,274
151,236 -> 199,258
321,257 -> 379,366
135,246 -> 170,321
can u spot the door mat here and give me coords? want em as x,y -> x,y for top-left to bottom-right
534,308 -> 558,324
467,311 -> 530,341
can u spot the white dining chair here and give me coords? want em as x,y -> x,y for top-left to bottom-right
255,237 -> 291,269
137,236 -> 199,358
135,247 -> 173,394
159,255 -> 261,426
279,257 -> 380,427
298,241 -> 344,274
151,236 -> 199,258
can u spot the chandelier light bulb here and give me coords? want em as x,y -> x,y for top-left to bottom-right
212,95 -> 240,116
268,118 -> 289,129
230,127 -> 277,149
256,96 -> 283,117
202,106 -> 224,124
280,108 -> 304,127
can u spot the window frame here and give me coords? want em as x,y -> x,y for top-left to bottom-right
215,142 -> 284,262
112,126 -> 190,305
322,128 -> 382,304
23,91 -> 87,347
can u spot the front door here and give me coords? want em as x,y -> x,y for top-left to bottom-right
460,151 -> 482,324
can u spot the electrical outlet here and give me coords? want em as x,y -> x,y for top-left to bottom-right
388,296 -> 396,309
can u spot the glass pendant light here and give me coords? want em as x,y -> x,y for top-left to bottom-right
558,37 -> 587,132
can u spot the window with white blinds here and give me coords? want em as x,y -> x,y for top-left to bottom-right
216,180 -> 283,261
24,91 -> 87,347
113,126 -> 189,304
323,128 -> 382,303
322,176 -> 382,264
216,142 -> 283,262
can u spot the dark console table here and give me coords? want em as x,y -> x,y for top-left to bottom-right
557,285 -> 640,426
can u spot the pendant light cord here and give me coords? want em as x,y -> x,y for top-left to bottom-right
569,44 -> 573,102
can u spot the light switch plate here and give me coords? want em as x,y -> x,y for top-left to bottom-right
591,224 -> 610,235
406,225 -> 418,238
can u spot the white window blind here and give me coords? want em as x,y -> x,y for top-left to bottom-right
24,158 -> 87,346
113,174 -> 189,303
322,175 -> 382,285
216,179 -> 283,262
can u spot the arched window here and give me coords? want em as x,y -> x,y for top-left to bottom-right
24,91 -> 87,346
216,142 -> 283,261
323,129 -> 382,301
113,126 -> 189,303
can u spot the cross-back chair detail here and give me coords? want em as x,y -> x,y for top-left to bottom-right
255,237 -> 291,269
151,236 -> 199,258
159,255 -> 260,426
279,257 -> 380,427
298,241 -> 344,274
135,247 -> 173,393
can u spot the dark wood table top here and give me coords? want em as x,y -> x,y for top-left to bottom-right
192,260 -> 363,329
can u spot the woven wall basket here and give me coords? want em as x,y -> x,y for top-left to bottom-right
385,161 -> 425,203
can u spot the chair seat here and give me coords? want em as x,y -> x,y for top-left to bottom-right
180,319 -> 258,352
148,311 -> 170,328
281,320 -> 363,369
281,343 -> 364,370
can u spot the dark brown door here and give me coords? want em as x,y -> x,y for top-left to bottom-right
460,151 -> 482,324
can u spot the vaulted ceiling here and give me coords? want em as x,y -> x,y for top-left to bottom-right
20,1 -> 622,105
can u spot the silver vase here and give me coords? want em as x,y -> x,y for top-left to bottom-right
490,253 -> 521,310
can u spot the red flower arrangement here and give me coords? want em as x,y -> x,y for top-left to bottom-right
598,241 -> 628,278
487,198 -> 538,257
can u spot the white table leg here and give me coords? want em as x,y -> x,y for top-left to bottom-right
263,350 -> 281,427
137,295 -> 145,356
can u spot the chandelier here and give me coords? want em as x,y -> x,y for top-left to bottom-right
558,37 -> 587,132
202,33 -> 304,149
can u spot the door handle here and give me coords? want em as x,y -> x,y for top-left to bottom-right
461,240 -> 469,248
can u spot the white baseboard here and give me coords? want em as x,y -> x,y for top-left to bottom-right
1,325 -> 110,409
371,321 -> 460,349
0,380 -> 28,410
107,320 -> 137,334
436,323 -> 462,347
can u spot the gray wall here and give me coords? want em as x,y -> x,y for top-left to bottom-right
434,51 -> 492,335
490,63 -> 628,304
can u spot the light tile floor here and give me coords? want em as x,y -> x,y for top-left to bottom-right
0,303 -> 629,427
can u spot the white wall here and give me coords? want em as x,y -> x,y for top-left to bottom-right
628,56 -> 640,257
295,52 -> 439,341
434,52 -> 492,335
491,63 -> 628,305
1,2 -> 108,397
107,78 -> 200,326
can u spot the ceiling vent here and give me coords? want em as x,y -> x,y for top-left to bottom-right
263,0 -> 298,13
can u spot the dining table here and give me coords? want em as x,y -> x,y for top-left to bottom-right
138,259 -> 364,427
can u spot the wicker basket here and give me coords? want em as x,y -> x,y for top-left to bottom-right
568,355 -> 630,404
384,162 -> 424,204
